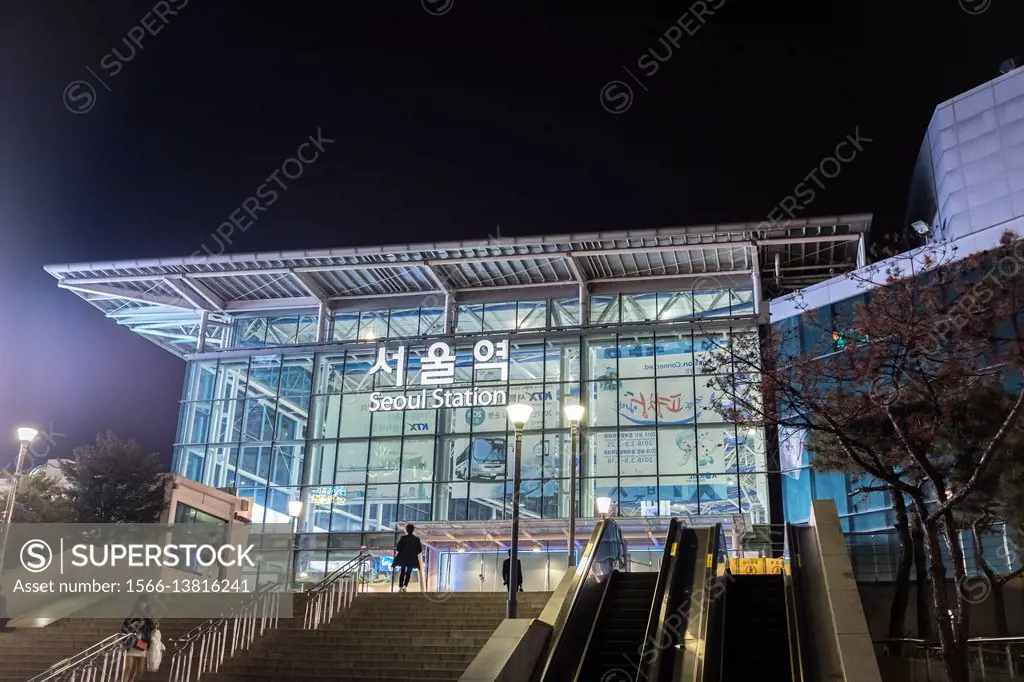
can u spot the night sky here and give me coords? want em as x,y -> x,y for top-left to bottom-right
0,0 -> 1021,468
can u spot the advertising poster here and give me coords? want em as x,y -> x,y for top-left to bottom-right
589,338 -> 768,520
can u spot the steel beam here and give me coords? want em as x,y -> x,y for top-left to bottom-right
60,282 -> 193,310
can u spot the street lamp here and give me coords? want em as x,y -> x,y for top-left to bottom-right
0,428 -> 38,572
563,404 -> 585,568
505,403 -> 533,619
287,500 -> 303,590
287,499 -> 304,526
596,496 -> 612,518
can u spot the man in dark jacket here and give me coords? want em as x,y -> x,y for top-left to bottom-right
502,551 -> 523,592
394,524 -> 422,592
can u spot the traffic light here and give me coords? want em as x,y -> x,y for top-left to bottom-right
832,328 -> 868,351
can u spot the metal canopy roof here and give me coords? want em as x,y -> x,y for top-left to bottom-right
368,515 -> 749,553
45,215 -> 870,357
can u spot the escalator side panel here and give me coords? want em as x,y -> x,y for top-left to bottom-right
540,520 -> 627,682
651,527 -> 699,682
667,527 -> 717,682
793,524 -> 840,682
577,571 -> 661,681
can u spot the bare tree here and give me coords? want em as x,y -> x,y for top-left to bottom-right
699,234 -> 1024,681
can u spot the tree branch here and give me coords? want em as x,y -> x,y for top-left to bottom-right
929,388 -> 1024,524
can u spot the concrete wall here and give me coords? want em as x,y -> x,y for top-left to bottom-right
910,66 -> 1024,244
163,474 -> 249,524
857,577 -> 1024,639
808,500 -> 883,682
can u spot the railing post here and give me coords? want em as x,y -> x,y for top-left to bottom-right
1006,643 -> 1015,678
979,643 -> 986,681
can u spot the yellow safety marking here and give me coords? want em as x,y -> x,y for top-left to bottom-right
670,542 -> 677,557
706,553 -> 713,568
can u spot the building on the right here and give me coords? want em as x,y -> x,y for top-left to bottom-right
770,63 -> 1024,580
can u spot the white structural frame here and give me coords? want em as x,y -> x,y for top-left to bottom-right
45,215 -> 871,357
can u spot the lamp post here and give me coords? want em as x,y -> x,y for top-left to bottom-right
505,403 -> 533,619
563,404 -> 585,568
0,428 -> 38,573
287,500 -> 303,591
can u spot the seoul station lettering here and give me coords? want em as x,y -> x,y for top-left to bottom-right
366,338 -> 510,413
369,387 -> 508,412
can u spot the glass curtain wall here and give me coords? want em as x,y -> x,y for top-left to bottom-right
173,326 -> 769,545
225,288 -> 754,350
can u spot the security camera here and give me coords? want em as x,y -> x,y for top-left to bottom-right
911,221 -> 931,236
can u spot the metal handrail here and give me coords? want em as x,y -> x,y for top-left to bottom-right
27,633 -> 133,682
306,553 -> 370,596
636,518 -> 681,682
875,636 -> 1024,645
167,587 -> 283,682
301,554 -> 369,631
171,581 -> 279,646
874,636 -> 1024,680
704,524 -> 730,682
783,524 -> 806,682
782,567 -> 804,682
572,569 -> 621,682
168,556 -> 368,682
539,519 -> 621,682
28,555 -> 370,682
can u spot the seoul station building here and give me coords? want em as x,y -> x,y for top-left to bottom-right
45,216 -> 871,589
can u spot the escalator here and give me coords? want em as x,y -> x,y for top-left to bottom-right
538,518 -> 701,682
703,524 -> 807,682
536,513 -> 872,682
720,574 -> 793,681
577,572 -> 659,680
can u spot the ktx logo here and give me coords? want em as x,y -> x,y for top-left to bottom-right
408,423 -> 430,431
529,392 -> 552,401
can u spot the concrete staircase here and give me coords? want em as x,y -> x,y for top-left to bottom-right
193,591 -> 552,682
0,618 -> 207,681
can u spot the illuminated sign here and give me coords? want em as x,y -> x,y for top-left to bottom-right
370,387 -> 507,412
309,486 -> 347,506
368,339 -> 510,413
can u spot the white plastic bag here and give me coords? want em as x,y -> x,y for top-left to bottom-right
146,628 -> 165,673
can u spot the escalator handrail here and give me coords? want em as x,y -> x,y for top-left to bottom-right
572,569 -> 621,682
635,518 -> 681,682
705,524 -> 729,682
784,524 -> 807,682
539,518 -> 618,681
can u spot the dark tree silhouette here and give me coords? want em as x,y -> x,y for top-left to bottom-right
700,234 -> 1024,682
60,431 -> 168,524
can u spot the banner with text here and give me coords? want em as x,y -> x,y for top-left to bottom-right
0,523 -> 294,619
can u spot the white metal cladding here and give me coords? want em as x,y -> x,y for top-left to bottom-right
45,215 -> 871,356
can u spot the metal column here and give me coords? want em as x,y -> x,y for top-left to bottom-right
316,301 -> 329,342
750,245 -> 762,317
196,309 -> 209,353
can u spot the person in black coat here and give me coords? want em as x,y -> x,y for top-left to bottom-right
394,523 -> 422,592
502,551 -> 523,592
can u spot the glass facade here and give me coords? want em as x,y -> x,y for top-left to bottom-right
224,288 -> 756,349
770,294 -> 897,532
174,305 -> 769,542
775,292 -> 1024,581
